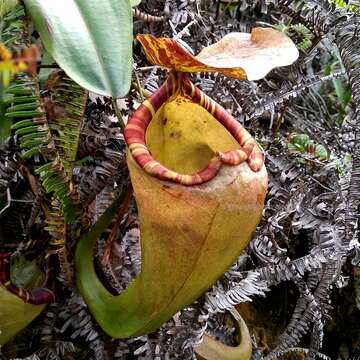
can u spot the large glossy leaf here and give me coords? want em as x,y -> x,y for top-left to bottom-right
130,0 -> 141,6
76,74 -> 267,338
23,0 -> 133,98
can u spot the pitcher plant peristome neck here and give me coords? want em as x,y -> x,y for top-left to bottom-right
0,253 -> 55,305
124,71 -> 264,186
0,253 -> 55,345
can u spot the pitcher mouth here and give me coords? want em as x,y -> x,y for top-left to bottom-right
0,253 -> 55,305
124,72 -> 264,186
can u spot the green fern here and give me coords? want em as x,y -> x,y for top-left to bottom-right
7,75 -> 52,158
0,0 -> 18,17
45,198 -> 73,283
2,3 -> 87,225
6,75 -> 76,223
47,73 -> 88,177
0,2 -> 27,46
35,158 -> 77,222
290,24 -> 314,52
331,0 -> 347,6
330,0 -> 360,14
276,22 -> 314,52
6,72 -> 88,224
288,133 -> 329,161
0,2 -> 28,141
2,4 -> 77,223
41,74 -> 88,279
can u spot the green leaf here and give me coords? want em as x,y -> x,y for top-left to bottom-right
333,78 -> 352,108
23,0 -> 133,98
0,0 -> 18,18
130,0 -> 141,6
0,92 -> 13,143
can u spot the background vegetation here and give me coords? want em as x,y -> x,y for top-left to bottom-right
0,0 -> 359,359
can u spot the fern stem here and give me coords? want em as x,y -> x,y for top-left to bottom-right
133,70 -> 145,102
111,98 -> 125,131
132,81 -> 152,98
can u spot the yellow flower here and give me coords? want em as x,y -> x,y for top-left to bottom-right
0,43 -> 28,87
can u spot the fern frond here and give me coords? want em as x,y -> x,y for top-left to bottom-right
205,272 -> 269,313
0,137 -> 19,195
47,71 -> 88,176
60,293 -> 109,360
35,157 -> 77,222
132,8 -> 166,22
37,302 -> 77,360
291,23 -> 314,51
266,293 -> 315,358
275,347 -> 331,360
45,198 -> 73,283
77,147 -> 124,204
7,75 -> 52,159
335,23 -> 360,266
0,3 -> 27,47
278,0 -> 339,37
247,71 -> 345,119
7,73 -> 82,222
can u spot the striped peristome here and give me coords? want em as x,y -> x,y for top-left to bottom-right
124,71 -> 264,186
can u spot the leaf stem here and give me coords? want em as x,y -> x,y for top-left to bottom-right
131,81 -> 152,99
133,69 -> 144,102
111,98 -> 125,131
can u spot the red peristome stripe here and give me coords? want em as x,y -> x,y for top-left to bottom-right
125,71 -> 264,186
134,106 -> 153,127
136,154 -> 154,167
194,158 -> 222,184
124,73 -> 176,148
218,149 -> 248,165
0,252 -> 55,305
248,149 -> 265,172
